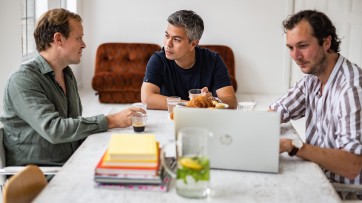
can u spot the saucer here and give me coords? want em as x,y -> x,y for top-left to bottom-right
215,103 -> 229,109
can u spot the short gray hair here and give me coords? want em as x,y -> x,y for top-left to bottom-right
167,10 -> 204,42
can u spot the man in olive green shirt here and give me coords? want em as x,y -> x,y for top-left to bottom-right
0,9 -> 144,166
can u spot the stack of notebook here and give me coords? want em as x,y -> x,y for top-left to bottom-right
94,134 -> 173,192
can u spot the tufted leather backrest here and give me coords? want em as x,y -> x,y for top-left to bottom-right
94,43 -> 161,74
199,45 -> 237,92
92,43 -> 161,103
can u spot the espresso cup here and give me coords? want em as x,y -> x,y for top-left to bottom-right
131,112 -> 147,133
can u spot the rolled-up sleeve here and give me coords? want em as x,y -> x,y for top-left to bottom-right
336,86 -> 362,154
269,79 -> 307,123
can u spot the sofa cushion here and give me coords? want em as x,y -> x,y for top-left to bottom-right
92,72 -> 144,91
92,43 -> 161,103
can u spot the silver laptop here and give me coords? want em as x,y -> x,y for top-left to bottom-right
174,108 -> 280,173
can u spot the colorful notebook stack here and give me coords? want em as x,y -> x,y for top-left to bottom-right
94,134 -> 173,192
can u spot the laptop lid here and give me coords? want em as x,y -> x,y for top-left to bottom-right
174,108 -> 280,173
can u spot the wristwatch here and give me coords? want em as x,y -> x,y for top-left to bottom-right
288,139 -> 303,157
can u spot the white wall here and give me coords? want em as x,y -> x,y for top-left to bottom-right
0,0 -> 294,112
79,0 -> 293,95
0,0 -> 22,113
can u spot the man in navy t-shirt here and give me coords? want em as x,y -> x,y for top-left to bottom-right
141,10 -> 237,109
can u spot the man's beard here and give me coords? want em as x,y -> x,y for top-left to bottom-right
308,50 -> 327,76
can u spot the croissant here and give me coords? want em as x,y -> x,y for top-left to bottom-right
186,95 -> 214,108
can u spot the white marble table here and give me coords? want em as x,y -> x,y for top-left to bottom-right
34,109 -> 341,203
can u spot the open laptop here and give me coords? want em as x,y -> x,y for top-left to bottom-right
174,108 -> 280,173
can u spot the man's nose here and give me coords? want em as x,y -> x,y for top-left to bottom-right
291,49 -> 302,60
165,38 -> 172,47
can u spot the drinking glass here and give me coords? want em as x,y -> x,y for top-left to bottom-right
132,102 -> 147,111
167,96 -> 181,113
238,101 -> 256,111
161,127 -> 211,199
131,112 -> 147,132
188,89 -> 202,100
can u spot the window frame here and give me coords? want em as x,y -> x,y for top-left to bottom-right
21,0 -> 36,61
21,0 -> 77,62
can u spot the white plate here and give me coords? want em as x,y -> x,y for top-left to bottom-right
214,103 -> 229,109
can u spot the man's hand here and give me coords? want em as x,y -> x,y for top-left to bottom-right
280,137 -> 362,180
201,87 -> 213,99
106,107 -> 146,129
279,138 -> 293,154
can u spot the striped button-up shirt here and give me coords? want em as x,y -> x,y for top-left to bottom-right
270,55 -> 362,184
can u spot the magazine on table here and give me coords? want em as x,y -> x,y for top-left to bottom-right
94,157 -> 176,192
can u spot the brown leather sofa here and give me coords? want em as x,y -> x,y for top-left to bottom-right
199,45 -> 238,92
92,43 -> 237,103
92,43 -> 161,103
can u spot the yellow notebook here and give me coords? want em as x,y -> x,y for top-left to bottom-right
108,134 -> 157,161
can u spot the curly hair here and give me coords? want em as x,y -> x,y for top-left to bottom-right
167,10 -> 204,42
282,10 -> 341,53
34,8 -> 82,52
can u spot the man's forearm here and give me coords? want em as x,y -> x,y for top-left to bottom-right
297,144 -> 362,180
219,96 -> 238,109
144,94 -> 168,110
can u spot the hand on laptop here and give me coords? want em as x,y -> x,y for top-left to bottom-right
279,138 -> 293,154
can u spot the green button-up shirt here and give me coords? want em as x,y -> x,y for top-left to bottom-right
0,53 -> 108,166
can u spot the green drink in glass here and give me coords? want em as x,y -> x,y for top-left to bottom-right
176,155 -> 210,198
160,127 -> 212,199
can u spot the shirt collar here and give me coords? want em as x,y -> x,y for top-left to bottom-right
322,54 -> 344,95
33,52 -> 73,77
33,52 -> 55,75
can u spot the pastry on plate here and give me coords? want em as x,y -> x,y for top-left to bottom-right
186,95 -> 214,108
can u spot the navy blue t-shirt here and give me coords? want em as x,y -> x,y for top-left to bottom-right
143,46 -> 232,100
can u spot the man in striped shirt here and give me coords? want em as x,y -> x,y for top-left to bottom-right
270,10 -> 362,187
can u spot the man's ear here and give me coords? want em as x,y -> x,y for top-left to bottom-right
54,32 -> 63,45
324,35 -> 332,51
190,39 -> 199,49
